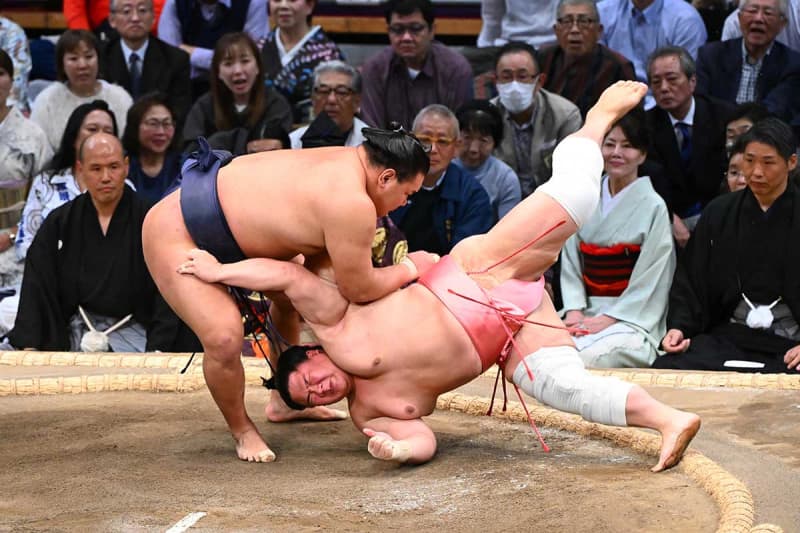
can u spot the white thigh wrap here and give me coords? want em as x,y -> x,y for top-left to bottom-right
536,136 -> 603,228
512,346 -> 633,427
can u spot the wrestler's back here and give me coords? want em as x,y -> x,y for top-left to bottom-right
215,146 -> 366,259
317,284 -> 482,424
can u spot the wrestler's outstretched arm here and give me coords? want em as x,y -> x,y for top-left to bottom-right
177,249 -> 348,327
359,417 -> 437,465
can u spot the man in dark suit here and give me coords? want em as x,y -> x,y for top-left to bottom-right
101,0 -> 191,123
695,0 -> 800,126
645,46 -> 733,248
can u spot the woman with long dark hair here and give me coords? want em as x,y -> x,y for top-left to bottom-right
182,32 -> 292,155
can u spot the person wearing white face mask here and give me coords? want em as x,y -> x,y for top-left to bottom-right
490,42 -> 582,198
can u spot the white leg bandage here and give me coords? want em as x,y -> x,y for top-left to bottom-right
512,346 -> 633,427
536,136 -> 603,228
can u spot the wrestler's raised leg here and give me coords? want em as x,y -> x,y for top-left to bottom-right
452,81 -> 649,285
504,292 -> 700,472
143,193 -> 275,463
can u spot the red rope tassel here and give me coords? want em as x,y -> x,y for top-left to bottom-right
454,218 -> 572,451
466,219 -> 568,275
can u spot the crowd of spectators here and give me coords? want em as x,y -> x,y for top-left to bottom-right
0,0 -> 799,373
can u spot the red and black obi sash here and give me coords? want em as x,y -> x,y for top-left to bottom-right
579,242 -> 641,297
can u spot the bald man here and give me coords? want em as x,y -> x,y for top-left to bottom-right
7,133 -> 194,353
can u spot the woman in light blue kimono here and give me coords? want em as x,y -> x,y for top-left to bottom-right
560,108 -> 675,367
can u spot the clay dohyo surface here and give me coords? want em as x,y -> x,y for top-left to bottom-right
0,389 -> 717,532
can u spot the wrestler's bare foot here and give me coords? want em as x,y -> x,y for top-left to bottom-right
651,411 -> 701,473
580,81 -> 649,144
265,391 -> 347,422
234,426 -> 276,463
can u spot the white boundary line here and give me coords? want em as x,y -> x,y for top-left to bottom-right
165,512 -> 207,533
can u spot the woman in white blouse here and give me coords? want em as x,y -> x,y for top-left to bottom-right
30,30 -> 131,152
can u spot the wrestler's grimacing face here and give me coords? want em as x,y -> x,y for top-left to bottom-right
288,351 -> 350,407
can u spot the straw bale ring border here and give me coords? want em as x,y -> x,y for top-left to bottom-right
0,351 -> 791,532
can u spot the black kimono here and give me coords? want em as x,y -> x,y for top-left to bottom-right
8,188 -> 197,352
654,182 -> 800,373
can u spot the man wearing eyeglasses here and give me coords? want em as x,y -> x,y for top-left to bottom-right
288,60 -> 368,149
695,0 -> 800,126
389,105 -> 492,256
158,0 -> 268,99
490,42 -> 582,199
721,0 -> 799,54
359,0 -> 473,130
537,0 -> 636,119
100,0 -> 192,124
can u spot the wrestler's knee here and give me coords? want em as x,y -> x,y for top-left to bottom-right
536,137 -> 603,227
513,346 -> 631,426
522,346 -> 588,397
200,326 -> 244,359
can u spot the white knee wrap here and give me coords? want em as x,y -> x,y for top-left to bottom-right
536,137 -> 603,228
512,346 -> 633,427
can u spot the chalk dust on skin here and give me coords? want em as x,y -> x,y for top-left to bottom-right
0,389 -> 717,532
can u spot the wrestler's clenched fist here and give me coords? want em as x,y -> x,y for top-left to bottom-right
363,428 -> 412,462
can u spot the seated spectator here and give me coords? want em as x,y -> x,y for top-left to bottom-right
122,92 -> 181,203
182,33 -> 292,155
30,30 -> 132,153
0,101 -> 118,334
561,109 -> 675,368
478,0 -> 559,49
453,99 -> 521,223
721,0 -> 799,53
101,0 -> 191,124
469,0 -> 560,78
157,0 -> 267,98
390,104 -> 492,255
724,139 -> 747,192
597,0 -> 708,108
695,0 -> 800,125
0,49 -> 52,286
289,60 -> 367,149
16,103 -> 117,261
490,42 -> 582,198
4,133 -> 198,352
645,46 -> 733,247
538,0 -> 636,118
360,0 -> 473,129
64,0 -> 167,39
261,0 -> 343,124
0,16 -> 31,114
654,117 -> 800,373
725,102 -> 771,155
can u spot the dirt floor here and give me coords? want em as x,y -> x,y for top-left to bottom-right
0,362 -> 797,532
